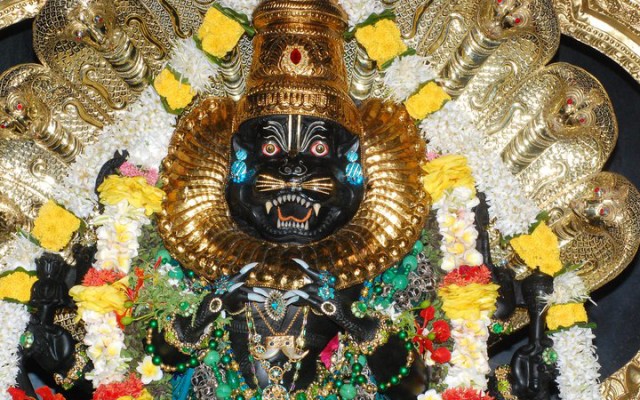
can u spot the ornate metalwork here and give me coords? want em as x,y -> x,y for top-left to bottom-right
159,97 -> 428,290
554,0 -> 640,84
0,64 -> 108,163
601,349 -> 640,400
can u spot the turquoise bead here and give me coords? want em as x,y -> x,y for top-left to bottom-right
382,269 -> 396,284
412,241 -> 424,254
156,248 -> 171,263
168,267 -> 185,280
204,351 -> 220,367
226,370 -> 240,389
401,255 -> 418,272
215,383 -> 232,399
339,383 -> 357,399
392,274 -> 409,290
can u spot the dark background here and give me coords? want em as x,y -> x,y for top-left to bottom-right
1,18 -> 639,380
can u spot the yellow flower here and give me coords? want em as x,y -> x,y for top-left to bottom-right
438,283 -> 500,320
510,222 -> 562,276
98,175 -> 165,216
153,68 -> 195,111
404,81 -> 451,120
31,200 -> 81,251
0,270 -> 38,304
354,19 -> 407,67
546,303 -> 588,330
421,154 -> 475,202
136,390 -> 153,400
198,7 -> 245,59
69,278 -> 129,316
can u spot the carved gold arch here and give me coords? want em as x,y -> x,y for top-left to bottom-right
1,0 -> 640,398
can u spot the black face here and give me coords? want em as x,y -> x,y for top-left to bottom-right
225,115 -> 365,244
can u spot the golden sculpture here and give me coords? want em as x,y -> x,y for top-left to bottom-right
0,0 -> 639,396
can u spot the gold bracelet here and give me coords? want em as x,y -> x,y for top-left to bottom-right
495,365 -> 518,400
162,314 -> 213,355
53,343 -> 89,390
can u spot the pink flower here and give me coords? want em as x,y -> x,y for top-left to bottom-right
320,335 -> 340,369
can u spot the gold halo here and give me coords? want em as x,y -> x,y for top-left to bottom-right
158,97 -> 429,290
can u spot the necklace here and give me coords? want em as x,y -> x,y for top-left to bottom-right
246,304 -> 309,399
254,302 -> 302,336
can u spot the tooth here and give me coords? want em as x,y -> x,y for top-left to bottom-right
305,201 -> 311,208
304,221 -> 309,230
277,219 -> 281,229
298,197 -> 304,205
313,203 -> 321,216
265,201 -> 273,214
278,196 -> 283,203
273,199 -> 278,206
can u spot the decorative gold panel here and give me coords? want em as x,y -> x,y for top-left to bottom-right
0,0 -> 45,29
554,0 -> 640,83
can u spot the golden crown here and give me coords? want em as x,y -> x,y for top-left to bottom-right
234,0 -> 363,135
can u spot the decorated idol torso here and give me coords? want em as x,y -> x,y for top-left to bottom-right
4,0 -> 640,399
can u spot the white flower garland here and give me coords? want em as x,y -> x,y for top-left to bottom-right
0,233 -> 43,273
55,87 -> 175,219
421,100 -> 540,237
545,270 -> 602,400
383,55 -> 437,103
433,186 -> 483,272
92,200 -> 149,274
551,326 -> 602,400
217,0 -> 261,18
169,38 -> 219,94
0,301 -> 30,398
444,316 -> 492,390
82,310 -> 130,388
337,0 -> 385,28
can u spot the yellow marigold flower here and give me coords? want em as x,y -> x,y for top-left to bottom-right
354,19 -> 407,67
153,68 -> 195,111
438,282 -> 500,320
510,222 -> 562,276
546,303 -> 588,330
0,270 -> 37,304
69,278 -> 129,316
421,154 -> 475,202
98,175 -> 165,216
31,200 -> 81,251
404,81 -> 451,120
198,7 -> 245,59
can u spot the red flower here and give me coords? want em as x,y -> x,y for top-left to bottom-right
82,268 -> 125,286
93,375 -> 144,400
432,320 -> 451,342
420,306 -> 436,322
430,347 -> 451,364
35,387 -> 66,400
8,387 -> 34,400
442,388 -> 495,400
412,336 -> 433,355
442,265 -> 492,286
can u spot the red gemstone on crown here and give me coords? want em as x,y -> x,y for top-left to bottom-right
515,17 -> 522,24
16,103 -> 23,111
567,98 -> 574,105
290,48 -> 302,65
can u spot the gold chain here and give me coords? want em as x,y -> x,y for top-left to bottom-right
253,303 -> 302,336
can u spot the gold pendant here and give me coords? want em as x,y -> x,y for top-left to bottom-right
262,384 -> 289,400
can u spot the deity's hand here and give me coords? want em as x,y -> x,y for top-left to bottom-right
288,258 -> 379,342
23,320 -> 76,374
173,263 -> 258,344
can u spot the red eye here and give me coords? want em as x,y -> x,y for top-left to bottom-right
262,142 -> 280,157
310,140 -> 329,157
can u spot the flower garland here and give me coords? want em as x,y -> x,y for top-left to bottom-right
0,301 -> 30,400
0,1 -> 607,399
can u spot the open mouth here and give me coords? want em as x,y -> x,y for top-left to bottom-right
264,193 -> 321,232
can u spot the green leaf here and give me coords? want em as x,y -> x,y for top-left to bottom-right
379,48 -> 417,70
211,3 -> 256,37
344,9 -> 397,40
